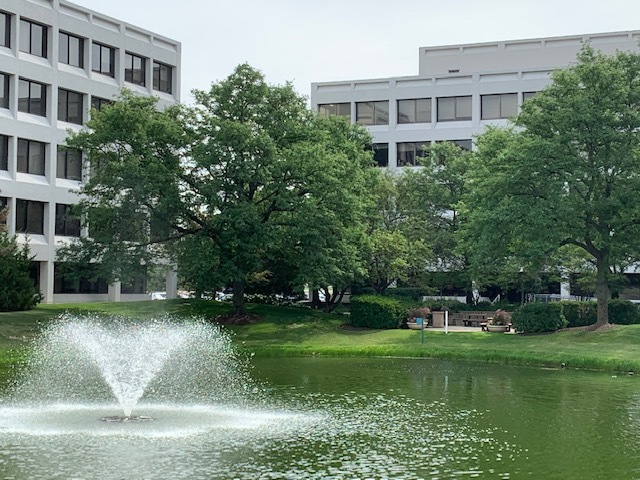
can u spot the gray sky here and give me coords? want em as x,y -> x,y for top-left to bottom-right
71,0 -> 640,104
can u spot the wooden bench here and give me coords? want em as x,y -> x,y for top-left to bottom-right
450,311 -> 496,327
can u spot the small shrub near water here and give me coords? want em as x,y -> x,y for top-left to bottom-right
350,295 -> 405,329
512,303 -> 567,333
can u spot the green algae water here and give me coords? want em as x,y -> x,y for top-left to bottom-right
1,352 -> 640,479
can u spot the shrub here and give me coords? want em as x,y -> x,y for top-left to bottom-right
490,309 -> 512,326
0,232 -> 42,311
407,307 -> 431,321
608,299 -> 640,325
512,303 -> 567,334
350,295 -> 405,329
559,301 -> 597,327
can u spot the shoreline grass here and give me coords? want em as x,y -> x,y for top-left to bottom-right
1,299 -> 640,373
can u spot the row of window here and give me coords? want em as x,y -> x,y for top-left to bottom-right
319,92 -> 538,125
1,134 -> 82,181
371,140 -> 472,168
0,11 -> 174,94
0,196 -> 80,236
1,72 -> 113,123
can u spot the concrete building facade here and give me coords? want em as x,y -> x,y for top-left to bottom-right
311,31 -> 640,170
311,31 -> 640,300
0,0 -> 181,303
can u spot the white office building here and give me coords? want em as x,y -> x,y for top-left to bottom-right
311,30 -> 640,169
0,0 -> 181,303
311,31 -> 640,300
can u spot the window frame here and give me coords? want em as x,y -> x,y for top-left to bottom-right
481,93 -> 518,120
397,98 -> 431,124
125,52 -> 146,86
16,199 -> 45,235
318,103 -> 350,119
17,138 -> 46,176
0,72 -> 8,109
91,42 -> 115,77
56,146 -> 82,181
18,78 -> 47,117
436,96 -> 472,122
371,143 -> 389,167
55,203 -> 81,237
0,134 -> 8,171
152,61 -> 172,94
57,88 -> 84,125
90,96 -> 113,112
0,11 -> 10,49
19,18 -> 48,58
356,101 -> 389,126
58,31 -> 84,68
397,141 -> 430,167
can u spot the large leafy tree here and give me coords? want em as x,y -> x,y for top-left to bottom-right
60,65 -> 373,314
461,47 -> 640,327
396,142 -> 472,293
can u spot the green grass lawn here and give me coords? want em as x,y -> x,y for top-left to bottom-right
2,299 -> 640,372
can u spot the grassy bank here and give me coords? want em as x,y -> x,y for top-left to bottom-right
1,299 -> 640,372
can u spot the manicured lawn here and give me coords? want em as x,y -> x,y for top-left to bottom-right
2,299 -> 640,372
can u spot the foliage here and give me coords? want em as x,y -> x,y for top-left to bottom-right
420,299 -> 468,313
607,299 -> 640,325
462,46 -> 640,327
0,233 -> 41,311
512,303 -> 567,334
349,295 -> 405,329
397,141 -> 472,273
490,309 -> 511,326
559,301 -> 597,328
407,306 -> 431,320
59,65 -> 374,314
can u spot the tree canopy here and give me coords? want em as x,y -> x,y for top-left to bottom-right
461,46 -> 640,326
59,64 -> 374,313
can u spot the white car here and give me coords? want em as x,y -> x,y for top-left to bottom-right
149,292 -> 166,300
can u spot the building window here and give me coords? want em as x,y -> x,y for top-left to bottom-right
54,264 -> 108,294
356,101 -> 389,125
0,134 -> 7,170
19,19 -> 47,58
92,42 -> 115,77
153,61 -> 172,94
481,93 -> 517,120
16,199 -> 45,234
451,139 -> 473,151
90,96 -> 113,112
58,88 -> 84,124
57,146 -> 82,181
17,138 -> 45,176
0,72 -> 8,109
398,99 -> 431,124
18,78 -> 47,116
437,96 -> 472,122
58,31 -> 84,68
55,204 -> 80,237
523,91 -> 538,102
0,196 -> 7,228
397,142 -> 430,167
0,11 -> 10,48
125,52 -> 146,86
371,143 -> 389,167
318,103 -> 350,119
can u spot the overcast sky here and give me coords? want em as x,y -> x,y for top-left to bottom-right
71,0 -> 640,104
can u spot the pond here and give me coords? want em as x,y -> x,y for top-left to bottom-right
1,355 -> 640,479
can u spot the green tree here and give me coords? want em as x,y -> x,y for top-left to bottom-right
60,65 -> 373,314
461,46 -> 640,327
0,203 -> 41,311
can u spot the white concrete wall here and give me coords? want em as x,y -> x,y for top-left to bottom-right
0,0 -> 181,303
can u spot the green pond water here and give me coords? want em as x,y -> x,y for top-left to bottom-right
1,356 -> 640,479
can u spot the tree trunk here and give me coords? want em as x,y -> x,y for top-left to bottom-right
232,279 -> 246,315
594,256 -> 610,328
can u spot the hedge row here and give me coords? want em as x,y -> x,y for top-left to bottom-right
349,295 -> 408,329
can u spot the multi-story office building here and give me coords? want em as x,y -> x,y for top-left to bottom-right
0,0 -> 181,303
311,30 -> 640,169
311,31 -> 640,300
